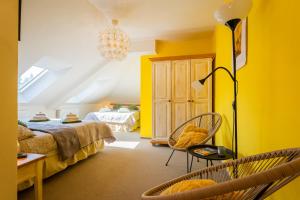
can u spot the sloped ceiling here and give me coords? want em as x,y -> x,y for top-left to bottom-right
89,0 -> 223,40
18,0 -> 223,108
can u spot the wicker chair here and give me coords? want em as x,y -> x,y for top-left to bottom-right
165,113 -> 222,172
142,148 -> 300,200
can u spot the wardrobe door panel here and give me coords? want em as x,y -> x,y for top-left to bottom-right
172,102 -> 190,131
171,60 -> 190,131
191,58 -> 212,116
154,101 -> 171,138
152,61 -> 172,142
172,60 -> 190,101
191,100 -> 208,118
154,61 -> 171,100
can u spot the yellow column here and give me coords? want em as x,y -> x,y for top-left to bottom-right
0,0 -> 18,199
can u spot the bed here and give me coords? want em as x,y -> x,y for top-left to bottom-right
18,120 -> 115,190
84,104 -> 140,132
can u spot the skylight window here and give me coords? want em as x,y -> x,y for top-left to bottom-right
18,66 -> 48,92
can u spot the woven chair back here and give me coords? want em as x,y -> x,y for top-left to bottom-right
142,148 -> 300,200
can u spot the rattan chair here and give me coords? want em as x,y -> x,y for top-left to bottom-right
165,113 -> 222,172
142,148 -> 300,200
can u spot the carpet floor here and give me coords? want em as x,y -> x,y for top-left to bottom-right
18,132 -> 208,200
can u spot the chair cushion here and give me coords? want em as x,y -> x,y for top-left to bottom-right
160,179 -> 216,195
174,125 -> 208,149
183,124 -> 208,133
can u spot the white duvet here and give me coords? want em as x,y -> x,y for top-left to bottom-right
84,111 -> 140,127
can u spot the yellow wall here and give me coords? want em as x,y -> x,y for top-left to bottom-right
140,34 -> 214,138
215,0 -> 300,199
0,0 -> 18,199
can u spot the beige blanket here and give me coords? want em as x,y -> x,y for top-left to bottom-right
66,121 -> 116,147
28,124 -> 80,161
27,121 -> 115,160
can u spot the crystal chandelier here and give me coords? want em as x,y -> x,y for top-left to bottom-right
98,19 -> 130,61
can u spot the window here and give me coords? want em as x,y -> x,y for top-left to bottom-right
18,66 -> 48,92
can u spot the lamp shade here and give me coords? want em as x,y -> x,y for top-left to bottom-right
214,0 -> 252,24
191,80 -> 204,90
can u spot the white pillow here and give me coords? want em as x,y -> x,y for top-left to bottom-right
118,107 -> 130,113
99,107 -> 112,112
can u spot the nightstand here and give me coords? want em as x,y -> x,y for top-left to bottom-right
17,153 -> 46,200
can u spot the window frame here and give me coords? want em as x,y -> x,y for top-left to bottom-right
18,66 -> 49,92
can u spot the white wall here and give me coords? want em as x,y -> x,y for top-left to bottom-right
106,53 -> 141,103
18,104 -> 55,121
18,0 -> 106,105
18,103 -> 109,121
66,52 -> 144,104
18,0 -> 144,118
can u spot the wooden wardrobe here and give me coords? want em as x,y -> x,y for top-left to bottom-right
151,55 -> 214,145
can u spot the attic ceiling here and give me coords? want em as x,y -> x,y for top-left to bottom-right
89,0 -> 223,40
18,0 -> 223,108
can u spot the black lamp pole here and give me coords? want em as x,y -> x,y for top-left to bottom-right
196,18 -> 241,160
226,18 -> 241,160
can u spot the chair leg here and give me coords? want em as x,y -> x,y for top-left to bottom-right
189,155 -> 194,172
165,149 -> 175,166
186,152 -> 189,173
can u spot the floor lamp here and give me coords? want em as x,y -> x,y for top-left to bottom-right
192,0 -> 252,159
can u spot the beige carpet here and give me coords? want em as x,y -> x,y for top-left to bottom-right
18,132 -> 207,200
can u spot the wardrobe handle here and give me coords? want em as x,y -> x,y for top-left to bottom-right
168,100 -> 172,102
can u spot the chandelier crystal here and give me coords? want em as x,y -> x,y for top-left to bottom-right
98,19 -> 130,60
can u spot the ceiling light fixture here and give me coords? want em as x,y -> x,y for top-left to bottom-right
98,19 -> 130,61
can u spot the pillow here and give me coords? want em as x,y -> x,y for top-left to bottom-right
183,124 -> 208,133
128,105 -> 139,111
118,107 -> 130,113
160,179 -> 216,196
112,104 -> 121,110
174,125 -> 208,149
18,125 -> 35,141
18,120 -> 28,127
99,107 -> 112,112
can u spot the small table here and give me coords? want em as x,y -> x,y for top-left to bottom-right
187,144 -> 233,172
17,153 -> 46,200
